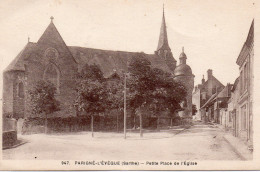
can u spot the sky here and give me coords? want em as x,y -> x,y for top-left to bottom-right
0,0 -> 256,86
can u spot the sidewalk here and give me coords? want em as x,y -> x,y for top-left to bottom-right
223,132 -> 253,160
215,124 -> 253,160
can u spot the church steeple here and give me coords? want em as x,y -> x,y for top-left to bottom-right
157,4 -> 170,51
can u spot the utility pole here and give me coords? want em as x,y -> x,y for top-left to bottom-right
123,61 -> 128,139
124,72 -> 127,139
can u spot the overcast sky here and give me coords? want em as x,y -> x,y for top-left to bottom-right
0,0 -> 256,86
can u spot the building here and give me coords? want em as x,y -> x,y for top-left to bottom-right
235,20 -> 254,143
227,77 -> 240,136
217,84 -> 233,127
174,48 -> 194,118
199,83 -> 232,125
192,70 -> 224,121
2,9 -> 194,122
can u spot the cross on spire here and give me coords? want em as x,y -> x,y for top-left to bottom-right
50,16 -> 54,22
182,47 -> 184,53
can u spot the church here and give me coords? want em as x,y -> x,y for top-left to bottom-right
3,8 -> 194,120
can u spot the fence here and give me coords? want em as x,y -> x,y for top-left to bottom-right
22,115 -> 185,134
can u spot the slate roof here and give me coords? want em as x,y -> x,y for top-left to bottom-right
4,42 -> 37,72
200,75 -> 224,92
157,7 -> 170,51
217,84 -> 233,98
200,92 -> 217,109
68,46 -> 172,77
236,19 -> 254,66
231,77 -> 239,92
5,20 -> 172,76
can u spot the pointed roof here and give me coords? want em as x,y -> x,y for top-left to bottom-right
38,18 -> 65,45
179,47 -> 187,59
4,42 -> 37,72
37,17 -> 77,63
157,5 -> 170,51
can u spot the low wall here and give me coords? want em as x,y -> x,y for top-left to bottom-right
2,130 -> 17,148
3,118 -> 17,132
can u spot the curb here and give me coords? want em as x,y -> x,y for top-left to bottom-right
222,136 -> 246,161
214,124 -> 252,161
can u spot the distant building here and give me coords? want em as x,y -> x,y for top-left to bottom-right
192,70 -> 224,121
227,77 -> 240,136
217,84 -> 233,127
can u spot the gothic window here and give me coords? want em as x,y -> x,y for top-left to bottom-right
43,63 -> 60,94
18,82 -> 24,98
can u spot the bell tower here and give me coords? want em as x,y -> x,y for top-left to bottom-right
155,5 -> 176,72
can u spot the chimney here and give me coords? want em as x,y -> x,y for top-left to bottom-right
207,69 -> 213,80
202,75 -> 205,84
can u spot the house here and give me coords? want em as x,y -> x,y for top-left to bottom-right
235,20 -> 254,143
217,84 -> 233,128
192,69 -> 224,121
227,77 -> 240,136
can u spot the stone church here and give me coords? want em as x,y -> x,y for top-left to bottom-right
3,9 -> 194,119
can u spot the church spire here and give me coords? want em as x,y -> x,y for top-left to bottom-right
157,4 -> 170,51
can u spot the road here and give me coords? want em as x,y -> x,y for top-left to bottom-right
3,123 -> 242,160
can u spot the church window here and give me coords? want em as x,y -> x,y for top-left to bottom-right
43,63 -> 60,94
18,82 -> 24,98
44,48 -> 58,62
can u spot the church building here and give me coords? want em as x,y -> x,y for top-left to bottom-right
3,8 -> 194,120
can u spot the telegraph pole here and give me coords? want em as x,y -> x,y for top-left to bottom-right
123,60 -> 129,139
124,72 -> 127,139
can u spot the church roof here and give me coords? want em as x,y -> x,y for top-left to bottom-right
179,52 -> 187,59
4,16 -> 173,76
157,6 -> 170,51
4,42 -> 37,72
68,46 -> 173,77
174,64 -> 192,76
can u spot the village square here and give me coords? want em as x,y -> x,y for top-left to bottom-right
1,1 -> 254,161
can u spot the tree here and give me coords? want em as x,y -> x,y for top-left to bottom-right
106,73 -> 124,132
74,64 -> 108,137
127,53 -> 155,137
192,104 -> 197,116
29,80 -> 60,134
148,68 -> 187,128
127,53 -> 187,135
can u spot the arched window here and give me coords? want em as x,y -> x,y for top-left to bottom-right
18,82 -> 24,98
43,63 -> 60,94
